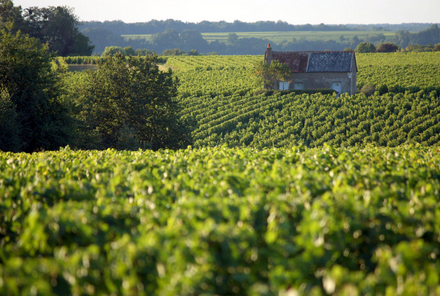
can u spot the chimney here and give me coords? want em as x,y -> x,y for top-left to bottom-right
265,44 -> 272,63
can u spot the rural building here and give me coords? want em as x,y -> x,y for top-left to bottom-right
264,44 -> 358,95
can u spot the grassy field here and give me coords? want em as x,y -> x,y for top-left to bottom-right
122,30 -> 395,44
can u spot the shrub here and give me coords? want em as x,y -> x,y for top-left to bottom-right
355,42 -> 376,53
361,85 -> 376,97
375,43 -> 399,53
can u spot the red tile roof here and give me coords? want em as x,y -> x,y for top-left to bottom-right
271,51 -> 309,72
267,50 -> 357,73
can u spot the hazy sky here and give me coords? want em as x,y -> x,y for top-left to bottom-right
12,0 -> 440,24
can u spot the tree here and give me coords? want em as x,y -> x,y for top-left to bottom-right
252,60 -> 292,90
355,42 -> 376,53
81,27 -> 125,54
179,29 -> 207,52
350,36 -> 360,48
187,50 -> 199,56
123,46 -> 136,56
71,53 -> 193,150
375,43 -> 399,53
0,88 -> 20,152
413,24 -> 440,46
151,28 -> 180,51
134,48 -> 155,56
227,33 -> 239,44
0,0 -> 27,33
102,46 -> 126,57
405,44 -> 424,52
0,29 -> 74,152
23,5 -> 94,56
162,48 -> 185,56
395,30 -> 411,48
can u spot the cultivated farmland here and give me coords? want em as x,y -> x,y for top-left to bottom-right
122,30 -> 396,44
2,51 -> 440,295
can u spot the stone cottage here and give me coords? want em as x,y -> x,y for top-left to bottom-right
264,44 -> 358,95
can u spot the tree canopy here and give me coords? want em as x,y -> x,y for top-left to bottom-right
355,42 -> 376,53
252,61 -> 292,90
69,53 -> 193,150
0,0 -> 94,56
0,29 -> 73,152
375,43 -> 399,53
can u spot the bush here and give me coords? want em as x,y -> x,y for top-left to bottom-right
377,84 -> 389,95
375,43 -> 399,53
360,85 -> 376,97
101,46 -> 126,57
355,42 -> 376,53
162,48 -> 185,56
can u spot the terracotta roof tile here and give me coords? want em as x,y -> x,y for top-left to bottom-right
268,50 -> 355,73
272,51 -> 309,72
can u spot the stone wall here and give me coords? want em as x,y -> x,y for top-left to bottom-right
274,70 -> 356,95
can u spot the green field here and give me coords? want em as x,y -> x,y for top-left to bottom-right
3,52 -> 440,295
158,52 -> 440,148
122,30 -> 395,44
2,145 -> 440,295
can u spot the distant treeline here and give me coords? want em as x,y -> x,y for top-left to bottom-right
345,23 -> 440,32
79,20 -> 352,35
79,19 -> 439,35
82,24 -> 440,56
81,27 -> 362,55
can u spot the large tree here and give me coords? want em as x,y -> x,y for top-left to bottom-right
81,27 -> 125,54
70,53 -> 193,150
180,29 -> 207,52
1,1 -> 94,56
0,0 -> 27,32
151,29 -> 181,52
23,5 -> 94,56
0,88 -> 20,152
0,29 -> 74,152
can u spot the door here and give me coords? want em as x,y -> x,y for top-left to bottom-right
279,81 -> 289,90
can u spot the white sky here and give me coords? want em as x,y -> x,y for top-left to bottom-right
12,0 -> 440,25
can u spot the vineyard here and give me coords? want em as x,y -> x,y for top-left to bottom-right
2,52 -> 440,295
356,52 -> 440,90
159,52 -> 440,148
1,146 -> 440,295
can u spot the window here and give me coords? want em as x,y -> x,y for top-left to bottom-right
293,82 -> 304,90
331,82 -> 342,93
